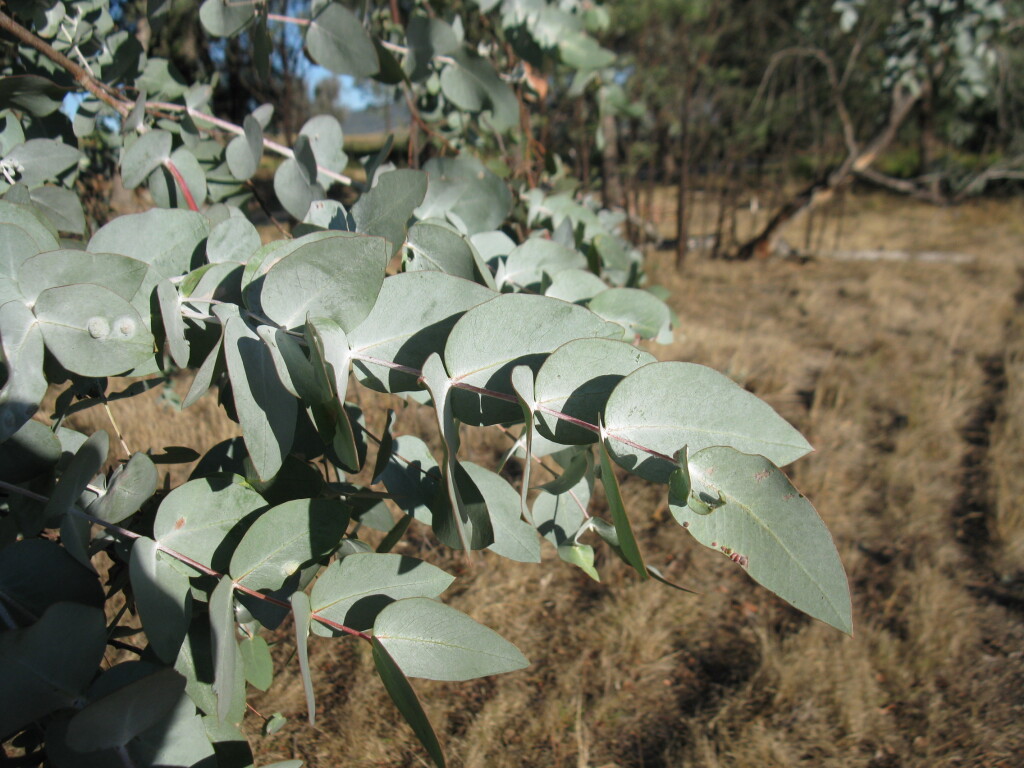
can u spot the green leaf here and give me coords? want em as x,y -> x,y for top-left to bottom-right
239,635 -> 273,691
499,237 -> 586,290
310,553 -> 454,635
230,498 -> 349,592
157,278 -> 190,368
199,0 -> 256,36
258,233 -> 388,331
439,52 -> 519,132
0,603 -> 106,736
405,220 -> 479,282
130,536 -> 192,664
225,114 -> 263,181
29,185 -> 86,235
598,436 -> 648,579
300,115 -> 347,187
0,418 -> 60,484
90,451 -> 157,523
221,310 -> 297,481
89,208 -> 209,285
588,287 -> 672,340
372,637 -> 446,768
0,299 -> 47,441
378,434 -> 442,523
373,597 -> 528,681
348,271 -> 495,393
558,32 -> 616,71
34,283 -> 155,376
66,667 -> 186,751
306,1 -> 379,77
0,539 -> 104,624
44,430 -> 108,521
257,325 -> 319,401
121,130 -> 172,189
352,169 -> 428,257
182,323 -> 223,408
444,294 -> 625,426
420,353 -> 493,551
0,223 -> 38,305
19,249 -> 148,303
603,362 -> 814,483
208,216 -> 261,264
210,575 -> 241,722
462,461 -> 540,562
149,146 -> 208,209
416,156 -> 512,235
0,75 -> 64,116
3,138 -> 83,188
273,144 -> 323,220
671,446 -> 853,634
0,200 -> 59,253
291,590 -> 316,724
153,475 -> 267,572
534,337 -> 654,445
509,365 -> 535,523
174,614 -> 246,722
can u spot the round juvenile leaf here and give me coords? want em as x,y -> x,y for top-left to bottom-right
0,299 -> 47,441
0,222 -> 40,305
0,418 -> 60,483
259,233 -> 388,331
0,539 -> 104,622
225,114 -> 263,181
500,237 -> 586,290
273,156 -> 323,220
0,603 -> 107,736
66,667 -> 186,751
444,293 -> 626,425
461,462 -> 540,563
348,271 -> 495,392
405,220 -> 478,281
18,249 -> 148,303
239,635 -> 273,691
199,0 -> 255,36
230,498 -> 350,592
33,283 -> 155,376
207,216 -> 261,264
88,208 -> 209,283
306,2 -> 380,76
310,553 -> 454,635
130,536 -> 192,663
603,362 -> 814,483
121,130 -> 172,189
0,200 -> 59,253
588,287 -> 672,340
416,156 -> 512,235
373,597 -> 528,681
534,337 -> 655,445
671,446 -> 852,634
91,451 -> 158,523
29,185 -> 86,236
153,475 -> 268,572
351,169 -> 428,257
300,114 -> 347,186
149,147 -> 207,209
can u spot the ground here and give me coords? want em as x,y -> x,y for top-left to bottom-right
64,190 -> 1024,767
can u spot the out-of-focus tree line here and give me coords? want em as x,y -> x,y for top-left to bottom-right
108,0 -> 1024,259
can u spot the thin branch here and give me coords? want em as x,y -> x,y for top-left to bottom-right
0,9 -> 129,118
162,159 -> 200,212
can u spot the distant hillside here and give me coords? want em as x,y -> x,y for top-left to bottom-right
342,101 -> 412,137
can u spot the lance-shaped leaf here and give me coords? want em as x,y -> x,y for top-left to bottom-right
44,430 -> 108,521
372,636 -> 446,768
587,287 -> 673,340
130,536 -> 192,663
157,278 -> 190,368
291,591 -> 316,725
603,362 -> 813,483
534,337 -> 654,445
373,597 -> 528,681
153,475 -> 267,572
305,315 -> 360,471
225,114 -> 263,181
444,294 -> 625,426
66,667 -> 186,752
230,498 -> 349,593
348,271 -> 495,393
420,354 -> 493,551
306,1 -> 380,76
121,130 -> 172,189
182,321 -> 223,409
210,575 -> 241,723
259,233 -> 388,331
220,309 -> 296,481
371,408 -> 397,483
462,461 -> 540,563
670,446 -> 853,634
310,553 -> 454,636
90,451 -> 158,523
598,434 -> 648,579
174,614 -> 246,722
0,299 -> 46,442
0,603 -> 106,736
34,283 -> 155,376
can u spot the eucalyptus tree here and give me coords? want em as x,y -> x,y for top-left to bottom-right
0,0 -> 851,765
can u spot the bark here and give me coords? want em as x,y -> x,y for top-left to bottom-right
600,111 -> 626,210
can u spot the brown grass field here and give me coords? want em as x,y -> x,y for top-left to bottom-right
63,190 -> 1024,767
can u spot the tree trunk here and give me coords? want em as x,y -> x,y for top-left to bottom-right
600,111 -> 625,210
675,71 -> 691,267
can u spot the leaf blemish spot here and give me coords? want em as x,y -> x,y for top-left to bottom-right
174,516 -> 186,530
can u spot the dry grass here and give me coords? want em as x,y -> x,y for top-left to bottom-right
60,191 -> 1024,768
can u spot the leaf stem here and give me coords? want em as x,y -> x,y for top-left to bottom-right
162,159 -> 201,212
